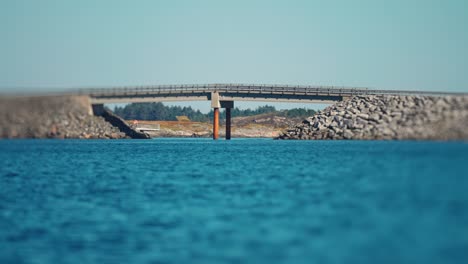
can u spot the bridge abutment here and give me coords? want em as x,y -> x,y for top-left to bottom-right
91,104 -> 105,116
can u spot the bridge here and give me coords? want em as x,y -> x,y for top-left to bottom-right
76,83 -> 465,140
79,83 -> 458,104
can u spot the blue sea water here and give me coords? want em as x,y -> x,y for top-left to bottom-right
0,139 -> 467,264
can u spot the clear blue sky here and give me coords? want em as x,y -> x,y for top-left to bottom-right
1,0 -> 467,111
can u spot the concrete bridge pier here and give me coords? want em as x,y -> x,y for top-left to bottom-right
221,101 -> 234,140
226,107 -> 231,140
211,92 -> 234,140
213,108 -> 220,140
211,92 -> 221,140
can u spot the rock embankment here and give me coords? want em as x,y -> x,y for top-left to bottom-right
277,95 -> 468,140
0,95 -> 140,139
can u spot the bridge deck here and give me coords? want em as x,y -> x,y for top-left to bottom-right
78,84 -> 465,104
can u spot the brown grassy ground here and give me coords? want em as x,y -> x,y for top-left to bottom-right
126,113 -> 301,138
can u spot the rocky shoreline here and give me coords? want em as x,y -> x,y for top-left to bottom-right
277,95 -> 468,140
3,94 -> 467,140
0,96 -> 144,139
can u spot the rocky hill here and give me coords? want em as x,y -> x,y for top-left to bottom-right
277,95 -> 468,140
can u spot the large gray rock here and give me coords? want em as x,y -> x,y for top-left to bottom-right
343,130 -> 354,139
357,113 -> 369,120
369,113 -> 381,122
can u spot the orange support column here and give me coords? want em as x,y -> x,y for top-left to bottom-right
213,108 -> 219,140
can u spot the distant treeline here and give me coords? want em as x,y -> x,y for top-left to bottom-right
114,103 -> 209,122
113,102 -> 316,121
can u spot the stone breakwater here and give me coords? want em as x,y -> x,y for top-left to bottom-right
0,96 -> 139,139
277,95 -> 468,140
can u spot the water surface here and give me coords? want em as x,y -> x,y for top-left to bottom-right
1,139 -> 467,264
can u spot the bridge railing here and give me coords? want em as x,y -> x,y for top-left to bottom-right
79,84 -> 371,97
75,84 -> 467,98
